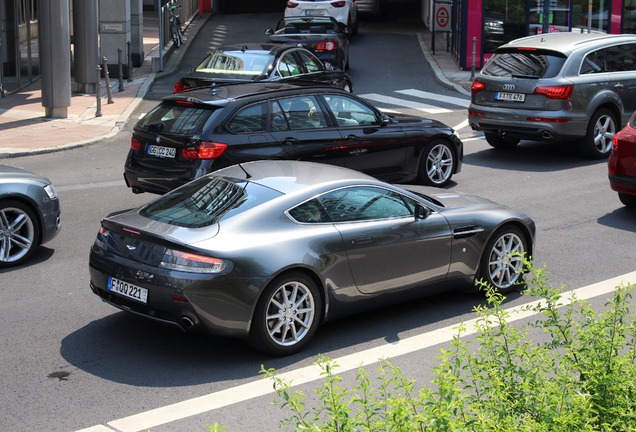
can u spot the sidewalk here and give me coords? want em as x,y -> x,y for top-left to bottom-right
0,13 -> 472,159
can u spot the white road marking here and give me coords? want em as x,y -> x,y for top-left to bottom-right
396,89 -> 470,108
360,93 -> 452,114
453,119 -> 470,131
76,271 -> 636,432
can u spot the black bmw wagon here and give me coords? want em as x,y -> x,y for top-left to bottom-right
124,83 -> 463,195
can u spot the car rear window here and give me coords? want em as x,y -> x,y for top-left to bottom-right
482,49 -> 567,78
195,51 -> 273,75
140,176 -> 282,228
137,102 -> 217,135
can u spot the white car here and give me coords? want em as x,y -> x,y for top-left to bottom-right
285,0 -> 358,34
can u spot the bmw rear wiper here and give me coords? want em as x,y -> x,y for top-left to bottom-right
147,121 -> 165,131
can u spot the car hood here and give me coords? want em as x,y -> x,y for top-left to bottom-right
402,185 -> 500,210
0,164 -> 50,185
104,208 -> 221,248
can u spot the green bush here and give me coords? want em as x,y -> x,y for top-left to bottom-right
261,260 -> 636,431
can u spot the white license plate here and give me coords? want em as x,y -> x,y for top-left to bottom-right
495,92 -> 525,102
107,276 -> 148,304
305,9 -> 325,16
147,144 -> 176,158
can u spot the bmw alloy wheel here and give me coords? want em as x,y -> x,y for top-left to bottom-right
420,140 -> 454,186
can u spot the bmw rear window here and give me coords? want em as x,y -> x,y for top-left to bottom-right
137,102 -> 218,135
482,49 -> 567,78
140,176 -> 282,228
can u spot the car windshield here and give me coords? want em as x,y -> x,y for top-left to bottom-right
482,49 -> 567,78
140,176 -> 282,228
195,51 -> 273,75
137,102 -> 217,135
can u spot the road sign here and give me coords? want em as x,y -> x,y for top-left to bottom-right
434,3 -> 451,32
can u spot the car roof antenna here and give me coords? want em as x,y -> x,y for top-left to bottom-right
237,163 -> 252,179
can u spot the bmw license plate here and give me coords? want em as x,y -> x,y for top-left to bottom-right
495,92 -> 525,102
147,144 -> 176,158
107,276 -> 148,303
305,9 -> 325,16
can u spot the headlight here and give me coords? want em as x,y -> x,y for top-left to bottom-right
44,184 -> 58,199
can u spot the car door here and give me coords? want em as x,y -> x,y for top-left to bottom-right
267,95 -> 349,166
320,93 -> 409,182
316,186 -> 452,295
606,43 -> 636,124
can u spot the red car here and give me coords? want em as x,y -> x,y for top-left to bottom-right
608,112 -> 636,208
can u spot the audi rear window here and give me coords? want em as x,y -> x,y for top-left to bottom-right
482,50 -> 567,79
137,102 -> 218,135
140,176 -> 282,228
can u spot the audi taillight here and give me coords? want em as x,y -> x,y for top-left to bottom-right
130,136 -> 142,151
286,1 -> 299,7
471,80 -> 486,93
534,84 -> 573,99
173,81 -> 190,94
315,41 -> 337,51
331,1 -> 346,6
181,141 -> 228,160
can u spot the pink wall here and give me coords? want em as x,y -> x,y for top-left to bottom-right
464,0 -> 483,68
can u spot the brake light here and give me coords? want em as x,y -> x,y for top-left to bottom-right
130,136 -> 142,151
175,100 -> 195,107
608,135 -> 619,176
173,81 -> 190,94
181,141 -> 228,159
534,84 -> 573,99
286,1 -> 298,7
471,80 -> 486,93
315,41 -> 337,51
331,1 -> 346,6
160,249 -> 230,273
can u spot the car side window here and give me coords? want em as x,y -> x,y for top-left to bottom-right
278,53 -> 304,77
297,50 -> 323,73
606,44 -> 636,72
275,96 -> 328,130
316,186 -> 413,222
288,199 -> 330,223
322,95 -> 379,127
581,49 -> 608,74
227,102 -> 267,133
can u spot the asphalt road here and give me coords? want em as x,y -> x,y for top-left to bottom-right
1,7 -> 635,432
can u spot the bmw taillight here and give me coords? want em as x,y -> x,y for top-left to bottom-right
181,142 -> 228,160
130,136 -> 142,151
173,80 -> 190,94
471,80 -> 486,93
331,1 -> 346,7
315,41 -> 337,51
160,249 -> 230,273
534,84 -> 573,99
286,1 -> 298,7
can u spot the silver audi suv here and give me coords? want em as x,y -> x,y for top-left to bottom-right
468,32 -> 636,158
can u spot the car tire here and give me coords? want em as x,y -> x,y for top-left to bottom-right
247,272 -> 321,356
478,225 -> 528,293
485,133 -> 520,149
0,199 -> 40,268
618,192 -> 636,208
579,107 -> 616,159
417,139 -> 455,187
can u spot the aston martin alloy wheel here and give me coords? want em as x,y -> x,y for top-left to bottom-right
249,272 -> 321,355
479,226 -> 528,292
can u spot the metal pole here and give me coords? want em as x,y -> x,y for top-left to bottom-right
117,48 -> 124,92
471,37 -> 476,80
102,57 -> 114,104
127,41 -> 133,82
588,0 -> 593,33
96,65 -> 102,117
158,1 -> 164,72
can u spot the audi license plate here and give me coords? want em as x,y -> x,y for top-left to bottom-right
305,9 -> 325,15
107,276 -> 148,303
495,92 -> 525,102
147,144 -> 176,158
